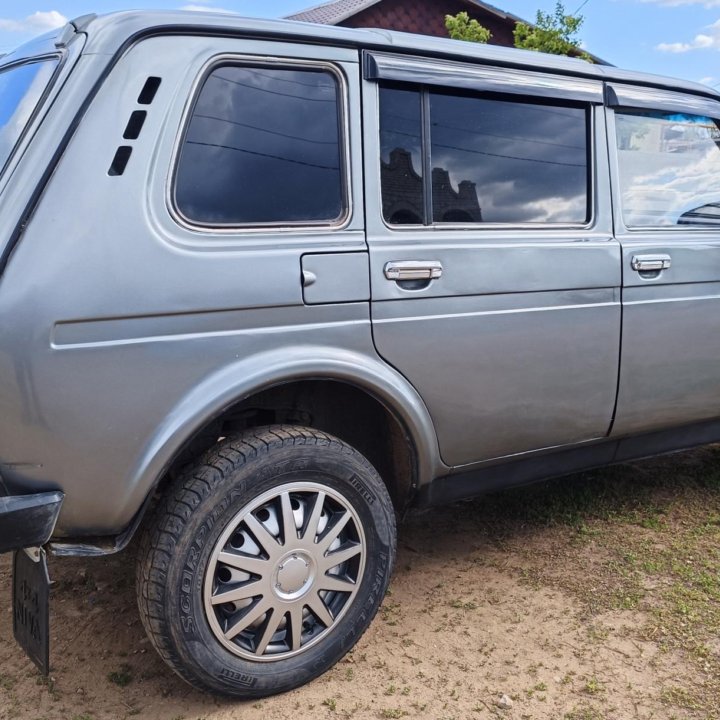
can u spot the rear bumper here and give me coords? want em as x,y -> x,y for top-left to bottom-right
0,492 -> 64,553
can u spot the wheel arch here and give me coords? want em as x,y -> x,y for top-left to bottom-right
129,347 -> 440,530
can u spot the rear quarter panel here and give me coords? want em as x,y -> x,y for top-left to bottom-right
0,35 -> 439,535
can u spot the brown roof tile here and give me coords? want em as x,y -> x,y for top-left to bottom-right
286,0 -> 381,24
287,0 -> 523,25
287,0 -> 608,63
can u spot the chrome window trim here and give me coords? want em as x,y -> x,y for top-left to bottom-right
0,52 -> 64,179
377,83 -> 597,233
167,54 -> 352,234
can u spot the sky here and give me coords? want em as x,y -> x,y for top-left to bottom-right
0,0 -> 717,88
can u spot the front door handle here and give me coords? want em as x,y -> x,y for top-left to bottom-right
384,261 -> 443,281
631,254 -> 672,272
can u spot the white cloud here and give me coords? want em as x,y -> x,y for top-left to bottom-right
620,141 -> 720,226
657,19 -> 720,52
180,4 -> 236,12
699,76 -> 718,85
0,10 -> 67,33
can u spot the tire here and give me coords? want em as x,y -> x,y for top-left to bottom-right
136,425 -> 397,698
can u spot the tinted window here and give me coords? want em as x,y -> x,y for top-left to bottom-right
175,64 -> 345,226
429,93 -> 588,224
379,86 -> 589,226
615,110 -> 720,228
0,59 -> 58,172
380,87 -> 424,224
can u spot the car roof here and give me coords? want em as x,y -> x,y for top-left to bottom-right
9,9 -> 720,103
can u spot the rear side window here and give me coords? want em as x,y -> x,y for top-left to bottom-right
174,62 -> 347,227
615,110 -> 720,228
379,86 -> 590,226
0,58 -> 58,173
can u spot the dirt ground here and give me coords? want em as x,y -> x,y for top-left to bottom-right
4,448 -> 720,720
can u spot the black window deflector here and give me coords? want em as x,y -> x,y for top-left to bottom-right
363,50 -> 604,104
605,82 -> 720,116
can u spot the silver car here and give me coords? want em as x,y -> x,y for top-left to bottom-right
2,9 -> 720,697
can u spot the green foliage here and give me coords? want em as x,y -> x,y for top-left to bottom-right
107,664 -> 133,687
513,2 -> 592,61
445,11 -> 492,44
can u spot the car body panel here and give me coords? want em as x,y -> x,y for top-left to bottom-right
363,81 -> 622,466
0,34 -> 440,534
606,90 -> 720,437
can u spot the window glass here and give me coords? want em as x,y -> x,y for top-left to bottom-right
616,110 -> 720,228
0,59 -> 58,173
175,64 -> 345,226
379,87 -> 424,224
429,93 -> 588,224
378,85 -> 590,227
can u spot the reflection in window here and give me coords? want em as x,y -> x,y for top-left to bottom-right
0,59 -> 58,172
175,64 -> 344,225
616,110 -> 720,228
378,86 -> 589,226
429,93 -> 588,224
379,87 -> 424,224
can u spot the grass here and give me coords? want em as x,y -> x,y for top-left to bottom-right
584,678 -> 604,696
660,685 -> 702,709
107,664 -> 133,688
458,445 -> 720,716
565,706 -> 606,720
449,598 -> 478,610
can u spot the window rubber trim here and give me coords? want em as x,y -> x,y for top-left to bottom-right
167,54 -> 353,233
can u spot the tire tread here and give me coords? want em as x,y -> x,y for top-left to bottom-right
136,424 -> 395,696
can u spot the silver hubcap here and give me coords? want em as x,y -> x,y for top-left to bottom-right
203,482 -> 366,661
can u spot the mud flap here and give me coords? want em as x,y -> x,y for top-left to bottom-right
12,548 -> 50,675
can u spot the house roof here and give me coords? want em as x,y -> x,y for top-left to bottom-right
286,0 -> 526,26
286,0 -> 610,64
286,0 -> 382,25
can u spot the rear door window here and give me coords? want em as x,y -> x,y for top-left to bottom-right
615,110 -> 720,228
379,85 -> 590,226
379,86 -> 424,225
430,92 -> 588,224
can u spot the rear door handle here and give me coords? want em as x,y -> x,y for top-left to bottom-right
631,254 -> 672,272
384,261 -> 443,281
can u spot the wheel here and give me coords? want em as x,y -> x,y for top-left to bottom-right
136,425 -> 397,697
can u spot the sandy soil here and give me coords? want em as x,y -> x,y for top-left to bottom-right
0,464 -> 707,720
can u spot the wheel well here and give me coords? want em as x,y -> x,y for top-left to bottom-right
166,380 -> 417,510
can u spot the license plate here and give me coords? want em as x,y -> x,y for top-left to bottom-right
12,548 -> 50,675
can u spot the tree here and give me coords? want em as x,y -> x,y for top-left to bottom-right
513,2 -> 592,61
444,11 -> 492,44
